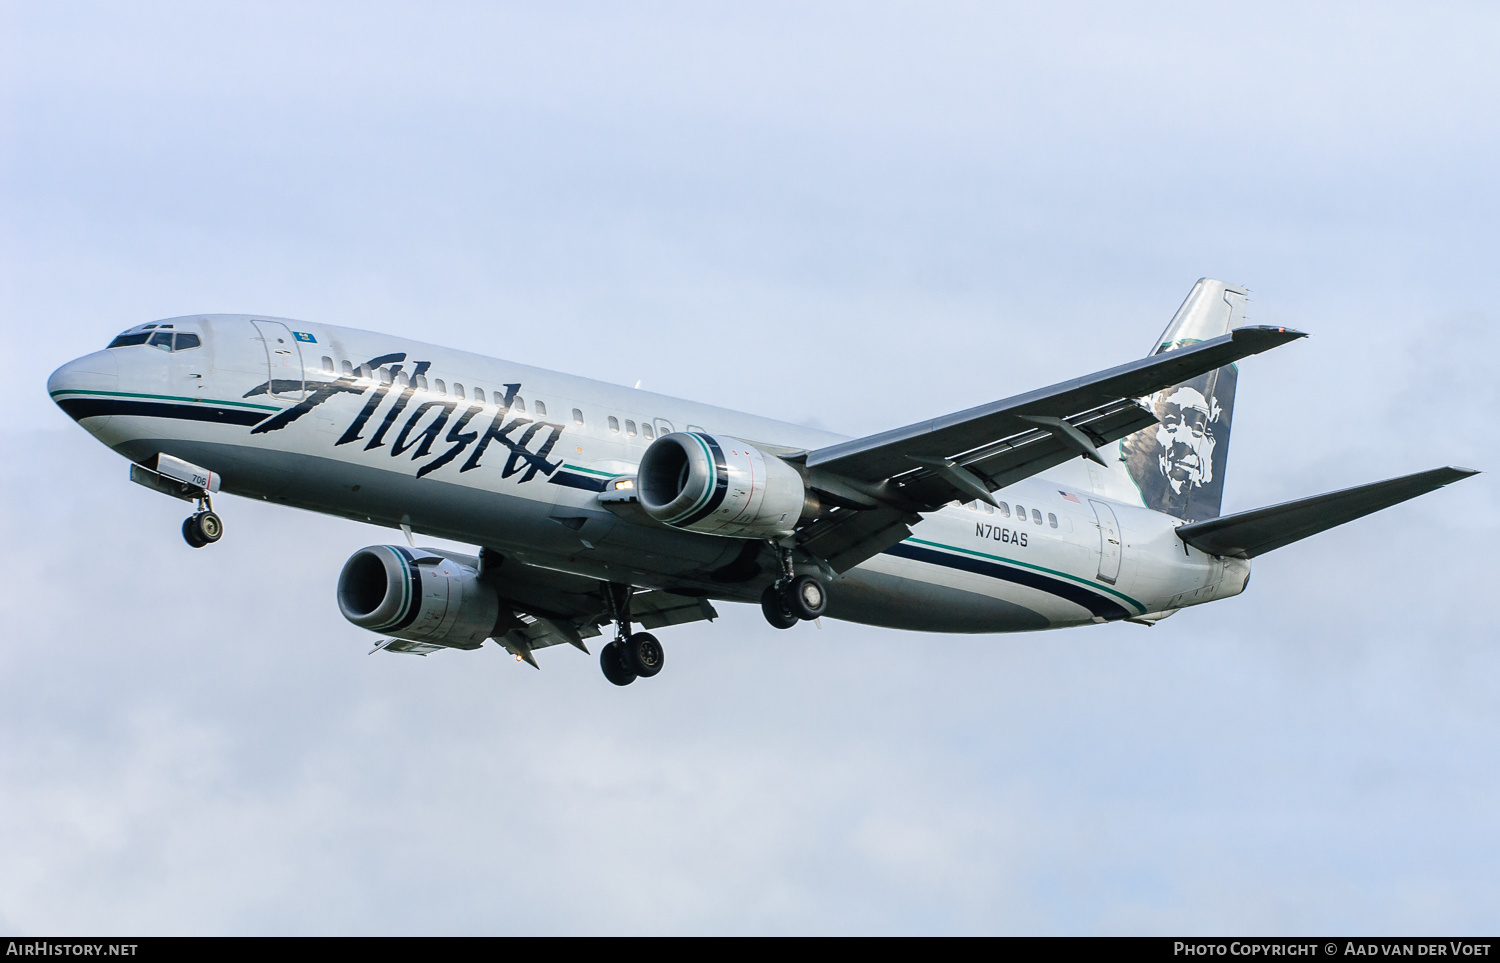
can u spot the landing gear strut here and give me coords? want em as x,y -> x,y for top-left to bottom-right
599,584 -> 666,686
181,493 -> 223,549
759,544 -> 828,629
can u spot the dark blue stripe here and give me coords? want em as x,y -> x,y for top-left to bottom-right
57,398 -> 268,427
547,471 -> 608,492
390,547 -> 424,633
680,433 -> 731,526
883,542 -> 1130,621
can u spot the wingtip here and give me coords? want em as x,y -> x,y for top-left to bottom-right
1233,324 -> 1310,344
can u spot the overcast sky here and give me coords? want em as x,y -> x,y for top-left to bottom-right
2,1 -> 1497,935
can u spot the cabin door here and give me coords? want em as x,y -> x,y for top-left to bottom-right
1090,499 -> 1122,585
249,319 -> 307,400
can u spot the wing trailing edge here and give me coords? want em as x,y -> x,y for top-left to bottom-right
1175,466 -> 1479,559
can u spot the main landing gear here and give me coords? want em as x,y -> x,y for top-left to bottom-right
181,493 -> 223,549
759,544 -> 828,630
599,584 -> 666,686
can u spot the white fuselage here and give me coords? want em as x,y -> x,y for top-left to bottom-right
48,315 -> 1250,632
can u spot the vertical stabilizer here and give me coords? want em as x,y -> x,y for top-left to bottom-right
1121,278 -> 1248,521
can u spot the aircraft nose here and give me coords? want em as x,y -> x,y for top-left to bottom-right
48,351 -> 120,422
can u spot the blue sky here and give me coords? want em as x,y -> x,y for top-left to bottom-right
2,1 -> 1497,934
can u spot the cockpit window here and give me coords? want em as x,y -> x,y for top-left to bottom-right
107,329 -> 202,350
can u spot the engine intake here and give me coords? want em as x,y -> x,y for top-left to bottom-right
336,545 -> 502,649
637,432 -> 809,538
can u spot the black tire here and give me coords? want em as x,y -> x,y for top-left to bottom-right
600,640 -> 637,686
760,584 -> 799,630
182,516 -> 208,548
196,511 -> 224,543
623,632 -> 664,678
787,575 -> 827,620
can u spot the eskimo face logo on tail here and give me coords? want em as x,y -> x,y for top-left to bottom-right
242,352 -> 564,484
1122,364 -> 1236,522
1155,385 -> 1220,494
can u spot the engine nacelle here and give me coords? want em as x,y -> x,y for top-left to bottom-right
336,545 -> 502,649
637,432 -> 810,538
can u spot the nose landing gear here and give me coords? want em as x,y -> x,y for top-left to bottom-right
181,494 -> 223,549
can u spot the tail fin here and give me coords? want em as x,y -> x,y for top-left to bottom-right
1121,278 -> 1249,521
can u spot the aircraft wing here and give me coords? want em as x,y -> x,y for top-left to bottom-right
414,548 -> 717,659
789,326 -> 1305,572
1174,466 -> 1478,559
806,326 -> 1303,485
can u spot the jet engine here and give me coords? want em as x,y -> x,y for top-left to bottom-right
637,432 -> 813,538
336,545 -> 502,649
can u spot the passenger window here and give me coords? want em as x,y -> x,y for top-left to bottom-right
1048,512 -> 1058,528
655,419 -> 674,435
454,384 -> 465,399
572,408 -> 585,425
149,332 -> 174,349
608,416 -> 620,432
473,387 -> 486,404
997,502 -> 1011,518
174,333 -> 201,351
380,368 -> 394,385
415,375 -> 428,391
625,420 -> 637,436
357,365 -> 373,381
341,360 -> 354,377
983,503 -> 994,515
686,424 -> 706,433
534,401 -> 547,417
322,356 -> 335,373
642,423 -> 654,440
1032,509 -> 1043,525
107,333 -> 150,348
514,397 -> 526,413
396,373 -> 409,388
1014,505 -> 1025,520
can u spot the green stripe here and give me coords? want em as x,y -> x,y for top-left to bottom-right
666,434 -> 718,525
561,463 -> 617,477
904,536 -> 1148,614
49,388 -> 280,412
374,550 -> 412,633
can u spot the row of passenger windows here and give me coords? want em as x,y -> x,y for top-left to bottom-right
962,500 -> 1058,529
318,356 -> 686,440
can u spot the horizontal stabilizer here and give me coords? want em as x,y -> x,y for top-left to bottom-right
1175,466 -> 1479,559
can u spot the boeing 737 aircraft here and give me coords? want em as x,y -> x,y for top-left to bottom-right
48,279 -> 1476,685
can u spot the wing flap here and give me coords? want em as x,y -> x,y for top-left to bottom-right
633,591 -> 719,629
1176,466 -> 1478,559
796,506 -> 923,573
895,399 -> 1157,510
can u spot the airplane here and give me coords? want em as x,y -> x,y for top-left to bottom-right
47,279 -> 1477,685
